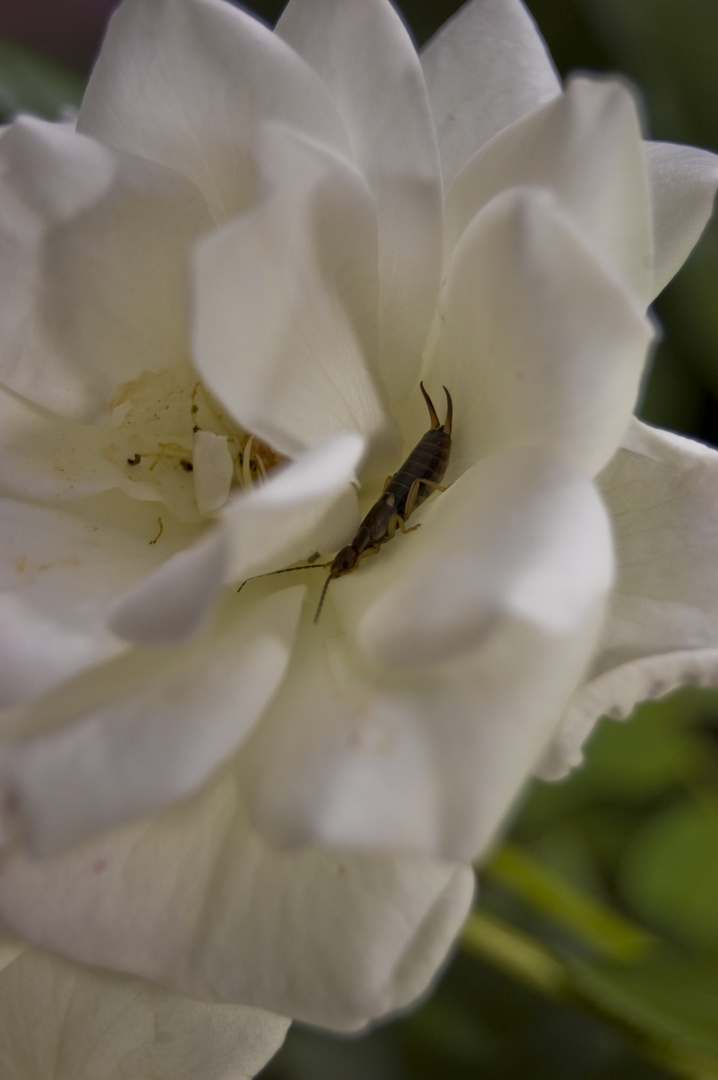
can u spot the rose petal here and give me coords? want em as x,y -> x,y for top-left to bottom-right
421,0 -> 560,187
0,493 -> 201,706
238,447 -> 612,860
192,125 -> 392,469
0,118 -> 212,421
107,528 -> 229,644
647,140 -> 718,299
446,76 -> 652,303
0,935 -> 288,1080
598,421 -> 718,671
0,778 -> 474,1031
0,589 -> 303,854
539,419 -> 718,779
78,0 -> 350,222
277,0 -> 443,406
439,186 -> 654,477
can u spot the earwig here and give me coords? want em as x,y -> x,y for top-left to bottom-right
237,383 -> 452,622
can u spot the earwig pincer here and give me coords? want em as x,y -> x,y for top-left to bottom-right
237,382 -> 453,622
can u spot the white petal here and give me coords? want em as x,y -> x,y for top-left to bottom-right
0,939 -> 288,1080
0,118 -> 212,420
0,384 -> 153,501
446,77 -> 652,303
277,0 -> 443,406
0,779 -> 474,1031
192,126 -> 392,468
192,430 -> 234,515
78,0 -> 349,222
439,187 -> 654,477
539,419 -> 718,780
421,0 -> 560,187
0,589 -> 303,855
647,140 -> 718,298
0,494 -> 201,706
240,447 -> 613,860
108,528 -> 229,644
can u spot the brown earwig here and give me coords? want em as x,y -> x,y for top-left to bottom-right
237,382 -> 452,622
312,382 -> 452,620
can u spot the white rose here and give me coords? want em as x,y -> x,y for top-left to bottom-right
1,0 -> 717,1076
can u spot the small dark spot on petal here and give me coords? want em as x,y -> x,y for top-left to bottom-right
92,859 -> 107,874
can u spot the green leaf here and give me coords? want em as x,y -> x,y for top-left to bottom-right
564,943 -> 718,1077
0,38 -> 84,122
620,794 -> 718,955
462,906 -> 718,1078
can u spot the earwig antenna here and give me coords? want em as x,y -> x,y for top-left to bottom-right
237,562 -> 330,593
313,573 -> 333,623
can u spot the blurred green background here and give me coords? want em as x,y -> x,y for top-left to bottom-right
1,1 -> 717,1076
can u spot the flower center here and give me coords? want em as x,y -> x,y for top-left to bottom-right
108,368 -> 285,519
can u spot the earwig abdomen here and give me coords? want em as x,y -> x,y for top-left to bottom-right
385,425 -> 452,520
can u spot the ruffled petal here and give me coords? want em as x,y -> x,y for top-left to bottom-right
438,187 -> 653,477
277,0 -> 443,406
0,493 -> 202,706
539,420 -> 718,779
0,780 -> 474,1031
539,649 -> 718,783
0,117 -> 212,421
0,589 -> 303,854
192,125 -> 393,470
239,447 -> 613,860
647,140 -> 718,299
421,0 -> 560,187
77,0 -> 350,222
445,77 -> 652,303
0,931 -> 288,1080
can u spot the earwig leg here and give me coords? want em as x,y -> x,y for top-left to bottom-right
382,476 -> 393,493
398,519 -> 421,535
403,478 -> 422,520
355,544 -> 381,566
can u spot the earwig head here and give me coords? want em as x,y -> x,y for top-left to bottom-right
330,545 -> 359,577
312,545 -> 361,622
419,381 -> 453,435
